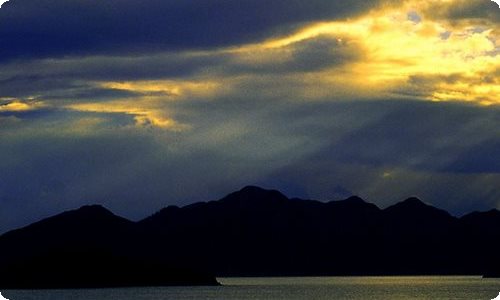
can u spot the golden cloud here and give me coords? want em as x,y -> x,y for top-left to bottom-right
55,0 -> 499,133
0,100 -> 45,112
243,0 -> 500,104
66,100 -> 189,131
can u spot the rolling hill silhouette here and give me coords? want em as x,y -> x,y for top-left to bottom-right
0,205 -> 218,289
1,186 -> 500,288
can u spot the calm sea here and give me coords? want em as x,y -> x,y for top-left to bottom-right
3,276 -> 500,300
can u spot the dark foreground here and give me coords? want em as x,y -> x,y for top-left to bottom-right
1,186 -> 500,289
0,253 -> 219,289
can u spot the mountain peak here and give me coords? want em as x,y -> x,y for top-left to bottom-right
344,195 -> 366,203
400,197 -> 426,207
384,197 -> 453,221
75,204 -> 112,214
239,185 -> 268,193
222,185 -> 288,203
19,204 -> 129,233
61,204 -> 118,220
385,197 -> 435,213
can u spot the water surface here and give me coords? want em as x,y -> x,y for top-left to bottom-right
3,276 -> 500,300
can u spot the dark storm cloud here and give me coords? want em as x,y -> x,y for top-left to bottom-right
0,0 -> 385,61
0,34 -> 362,105
0,75 -> 142,100
43,87 -> 154,101
304,101 -> 500,173
0,75 -> 80,98
444,139 -> 500,173
0,107 -> 57,119
0,52 -> 227,85
173,96 -> 500,185
0,36 -> 362,82
0,108 -> 134,129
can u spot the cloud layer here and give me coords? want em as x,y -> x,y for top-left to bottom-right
0,0 -> 499,233
0,0 -> 388,60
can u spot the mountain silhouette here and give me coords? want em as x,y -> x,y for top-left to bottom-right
0,205 -> 218,289
1,185 -> 500,289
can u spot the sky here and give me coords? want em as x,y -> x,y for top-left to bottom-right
0,0 -> 499,233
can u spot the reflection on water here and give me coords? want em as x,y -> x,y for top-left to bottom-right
3,276 -> 500,300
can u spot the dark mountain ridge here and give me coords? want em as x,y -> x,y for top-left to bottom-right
1,185 -> 500,288
0,205 -> 218,289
